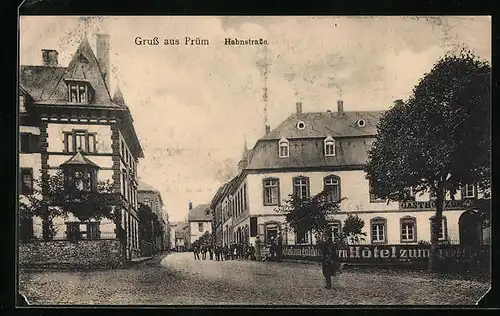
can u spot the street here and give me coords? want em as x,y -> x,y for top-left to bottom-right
19,252 -> 489,305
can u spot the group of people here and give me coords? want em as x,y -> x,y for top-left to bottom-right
190,229 -> 341,290
192,242 -> 256,261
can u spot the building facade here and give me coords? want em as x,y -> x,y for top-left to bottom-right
209,100 -> 489,249
137,179 -> 169,255
186,203 -> 212,249
19,33 -> 144,266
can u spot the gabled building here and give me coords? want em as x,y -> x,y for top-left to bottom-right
186,203 -> 212,249
209,100 -> 488,248
19,34 -> 144,267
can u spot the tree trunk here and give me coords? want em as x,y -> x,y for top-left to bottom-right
428,190 -> 445,272
42,217 -> 51,241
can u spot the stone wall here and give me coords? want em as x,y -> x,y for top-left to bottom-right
19,239 -> 125,269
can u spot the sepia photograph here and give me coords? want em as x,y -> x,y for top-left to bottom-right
17,15 -> 491,306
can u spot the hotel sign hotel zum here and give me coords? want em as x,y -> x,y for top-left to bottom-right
281,244 -> 483,263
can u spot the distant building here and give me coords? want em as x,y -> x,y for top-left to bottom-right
187,203 -> 212,249
209,100 -> 489,248
170,221 -> 188,251
137,179 -> 169,256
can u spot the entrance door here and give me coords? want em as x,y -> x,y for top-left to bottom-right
459,211 -> 481,248
265,223 -> 279,244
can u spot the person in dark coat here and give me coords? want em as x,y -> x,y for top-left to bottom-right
223,244 -> 229,260
320,229 -> 338,289
193,245 -> 200,260
209,245 -> 214,260
275,232 -> 283,262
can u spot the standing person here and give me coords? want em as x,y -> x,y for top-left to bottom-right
193,245 -> 200,260
321,229 -> 338,290
201,244 -> 207,260
276,232 -> 283,262
215,245 -> 220,261
209,244 -> 214,260
223,243 -> 228,261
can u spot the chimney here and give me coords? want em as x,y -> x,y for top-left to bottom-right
96,34 -> 110,87
296,101 -> 303,114
188,201 -> 193,211
394,99 -> 404,106
265,125 -> 271,134
337,100 -> 344,117
41,49 -> 58,67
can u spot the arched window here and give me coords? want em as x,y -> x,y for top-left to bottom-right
429,215 -> 448,241
370,217 -> 387,244
324,175 -> 341,202
324,136 -> 336,156
278,138 -> 289,158
400,216 -> 417,243
293,176 -> 310,199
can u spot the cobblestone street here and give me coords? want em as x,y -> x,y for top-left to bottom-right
19,252 -> 489,305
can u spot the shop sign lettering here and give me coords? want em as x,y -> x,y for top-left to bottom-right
400,199 -> 473,210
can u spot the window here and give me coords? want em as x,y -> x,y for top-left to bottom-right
263,178 -> 280,205
19,95 -> 26,113
405,187 -> 416,201
293,176 -> 310,199
324,136 -> 336,156
278,138 -> 289,158
65,168 -> 97,192
429,190 -> 436,201
68,83 -> 89,103
20,133 -> 39,153
66,222 -> 81,240
370,217 -> 387,243
324,175 -> 340,202
430,216 -> 447,240
198,223 -> 204,232
243,183 -> 247,210
369,180 -> 385,203
87,222 -> 100,240
296,226 -> 310,244
122,171 -> 127,197
64,130 -> 97,153
463,184 -> 477,199
400,216 -> 417,243
329,221 -> 342,242
20,168 -> 33,195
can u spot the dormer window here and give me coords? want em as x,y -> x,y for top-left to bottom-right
69,83 -> 88,103
324,136 -> 336,156
278,138 -> 289,158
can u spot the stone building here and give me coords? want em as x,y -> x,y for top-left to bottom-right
209,100 -> 489,249
19,33 -> 144,268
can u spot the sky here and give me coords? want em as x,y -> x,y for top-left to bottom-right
19,16 -> 491,222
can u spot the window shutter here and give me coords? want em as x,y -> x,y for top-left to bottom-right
258,223 -> 265,243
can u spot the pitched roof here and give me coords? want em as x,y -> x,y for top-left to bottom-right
20,66 -> 66,101
188,204 -> 212,222
137,179 -> 164,206
245,111 -> 384,170
60,151 -> 100,168
261,111 -> 384,140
